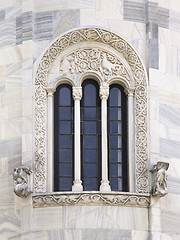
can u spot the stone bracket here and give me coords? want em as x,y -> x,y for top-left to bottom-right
150,161 -> 169,197
13,166 -> 33,198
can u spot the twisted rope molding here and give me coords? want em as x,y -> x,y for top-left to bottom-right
33,192 -> 150,208
35,28 -> 148,193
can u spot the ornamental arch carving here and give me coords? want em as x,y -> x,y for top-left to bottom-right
34,27 -> 148,193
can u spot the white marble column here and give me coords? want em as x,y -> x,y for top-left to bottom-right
72,87 -> 83,192
99,86 -> 111,192
125,88 -> 135,192
46,88 -> 55,192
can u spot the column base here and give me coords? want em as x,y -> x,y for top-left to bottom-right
72,180 -> 83,192
100,180 -> 111,192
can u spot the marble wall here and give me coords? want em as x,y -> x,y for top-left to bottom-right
0,0 -> 180,239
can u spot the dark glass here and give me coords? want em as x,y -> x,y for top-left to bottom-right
84,163 -> 97,177
109,108 -> 121,120
110,178 -> 122,191
110,135 -> 122,149
108,84 -> 128,192
59,121 -> 71,134
59,107 -> 71,120
84,149 -> 96,162
84,108 -> 96,120
110,149 -> 122,163
109,88 -> 121,106
84,178 -> 97,191
84,83 -> 96,106
110,163 -> 122,177
59,135 -> 71,148
110,122 -> 122,134
59,163 -> 71,177
81,79 -> 101,191
84,122 -> 96,134
54,84 -> 74,191
59,87 -> 70,106
59,149 -> 71,162
59,177 -> 72,191
84,135 -> 97,148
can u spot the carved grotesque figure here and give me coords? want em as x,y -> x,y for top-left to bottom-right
151,162 -> 169,197
13,167 -> 32,198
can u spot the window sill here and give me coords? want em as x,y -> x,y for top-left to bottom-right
32,191 -> 150,208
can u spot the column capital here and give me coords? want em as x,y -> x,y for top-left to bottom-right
73,87 -> 82,100
125,88 -> 134,97
46,87 -> 55,96
99,86 -> 109,100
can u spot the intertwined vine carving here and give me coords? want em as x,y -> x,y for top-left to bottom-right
59,48 -> 131,83
33,193 -> 150,208
35,28 -> 148,193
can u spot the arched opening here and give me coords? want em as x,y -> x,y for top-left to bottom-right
54,84 -> 74,191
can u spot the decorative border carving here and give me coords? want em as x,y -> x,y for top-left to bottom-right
33,192 -> 150,208
35,28 -> 148,193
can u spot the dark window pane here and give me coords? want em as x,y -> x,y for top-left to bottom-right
110,135 -> 122,148
59,177 -> 72,191
59,107 -> 71,120
110,178 -> 122,191
110,149 -> 122,163
59,149 -> 71,162
84,178 -> 97,191
109,108 -> 121,120
81,80 -> 100,191
59,87 -> 71,106
109,88 -> 121,106
84,122 -> 96,134
84,84 -> 96,106
59,135 -> 71,148
110,163 -> 122,177
84,163 -> 97,177
84,108 -> 96,120
84,149 -> 96,162
110,121 -> 122,134
54,84 -> 74,192
59,121 -> 71,134
84,135 -> 97,148
59,163 -> 71,177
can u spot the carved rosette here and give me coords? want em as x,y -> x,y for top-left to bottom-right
33,192 -> 150,208
35,28 -> 148,193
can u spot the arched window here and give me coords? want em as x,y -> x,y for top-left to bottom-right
53,80 -> 129,192
80,80 -> 101,191
54,84 -> 74,191
108,85 -> 128,191
35,28 -> 149,196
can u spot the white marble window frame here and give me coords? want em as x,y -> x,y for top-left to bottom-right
34,28 -> 149,200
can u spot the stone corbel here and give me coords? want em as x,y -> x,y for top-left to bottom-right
150,161 -> 169,197
13,167 -> 33,198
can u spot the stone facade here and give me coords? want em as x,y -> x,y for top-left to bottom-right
0,0 -> 180,240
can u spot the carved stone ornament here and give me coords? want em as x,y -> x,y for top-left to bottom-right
13,167 -> 33,198
150,162 -> 169,197
33,192 -> 150,208
35,28 -> 148,193
72,87 -> 82,100
59,48 -> 131,83
99,86 -> 109,100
